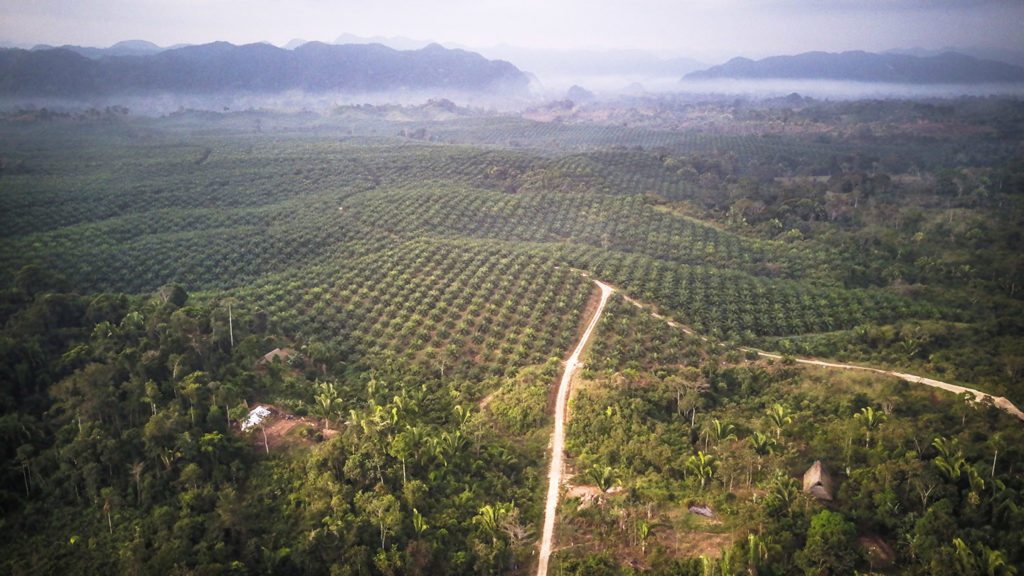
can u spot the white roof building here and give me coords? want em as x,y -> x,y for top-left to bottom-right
242,406 -> 272,431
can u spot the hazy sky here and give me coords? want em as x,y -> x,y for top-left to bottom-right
3,0 -> 1023,60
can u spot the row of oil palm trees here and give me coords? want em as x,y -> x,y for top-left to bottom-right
236,239 -> 592,378
541,241 -> 943,342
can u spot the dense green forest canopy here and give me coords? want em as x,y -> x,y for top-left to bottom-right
1,96 -> 1022,574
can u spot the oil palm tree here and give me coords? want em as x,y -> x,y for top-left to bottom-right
854,406 -> 887,447
766,403 -> 793,439
686,451 -> 716,490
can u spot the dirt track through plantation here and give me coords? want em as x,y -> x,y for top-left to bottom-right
536,280 -> 613,576
617,279 -> 1024,423
752,352 -> 1024,422
535,276 -> 1022,576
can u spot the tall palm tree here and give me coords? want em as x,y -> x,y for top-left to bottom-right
686,451 -> 716,490
932,436 -> 966,483
766,404 -> 793,439
636,520 -> 651,556
750,431 -> 776,456
221,297 -> 238,350
412,507 -> 429,537
764,473 -> 801,514
987,432 -> 1005,479
854,406 -> 886,447
704,418 -> 737,452
473,503 -> 511,545
588,464 -> 619,493
952,538 -> 979,575
746,533 -> 775,575
313,380 -> 340,430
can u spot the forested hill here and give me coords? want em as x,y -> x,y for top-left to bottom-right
684,51 -> 1024,84
0,41 -> 529,96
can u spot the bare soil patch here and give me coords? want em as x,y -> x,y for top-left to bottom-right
240,404 -> 335,452
858,534 -> 896,569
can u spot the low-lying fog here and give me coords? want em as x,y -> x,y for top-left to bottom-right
3,78 -> 1023,117
674,78 -> 1024,100
532,74 -> 1024,100
0,89 -> 533,117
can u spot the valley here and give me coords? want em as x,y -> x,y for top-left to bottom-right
1,96 -> 1023,575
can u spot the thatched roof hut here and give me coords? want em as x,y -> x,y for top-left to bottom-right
258,347 -> 294,365
802,460 -> 835,501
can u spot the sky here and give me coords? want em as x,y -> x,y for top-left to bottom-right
3,0 -> 1024,61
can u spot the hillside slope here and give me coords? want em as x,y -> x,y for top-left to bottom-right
685,50 -> 1024,83
0,41 -> 529,96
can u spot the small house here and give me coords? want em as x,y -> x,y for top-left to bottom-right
802,460 -> 835,501
259,347 -> 293,364
242,406 -> 272,431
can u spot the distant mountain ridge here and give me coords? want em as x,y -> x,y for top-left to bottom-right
334,33 -> 430,52
327,34 -> 705,81
885,46 -> 1024,69
477,46 -> 704,80
0,41 -> 529,96
685,51 -> 1024,84
30,39 -> 167,59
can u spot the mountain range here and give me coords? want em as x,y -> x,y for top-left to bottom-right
29,39 -> 168,59
7,40 -> 1024,99
326,34 -> 706,84
685,51 -> 1024,84
885,46 -> 1024,69
0,41 -> 528,97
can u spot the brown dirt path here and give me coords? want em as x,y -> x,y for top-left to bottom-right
537,280 -> 614,576
606,276 -> 1024,423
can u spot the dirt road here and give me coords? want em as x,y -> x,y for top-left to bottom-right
537,280 -> 613,576
532,274 -> 1022,575
752,351 -> 1024,422
617,278 -> 1024,423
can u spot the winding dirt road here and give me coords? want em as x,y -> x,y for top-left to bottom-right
537,280 -> 613,576
617,278 -> 1024,423
751,352 -> 1024,422
534,275 -> 1022,576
